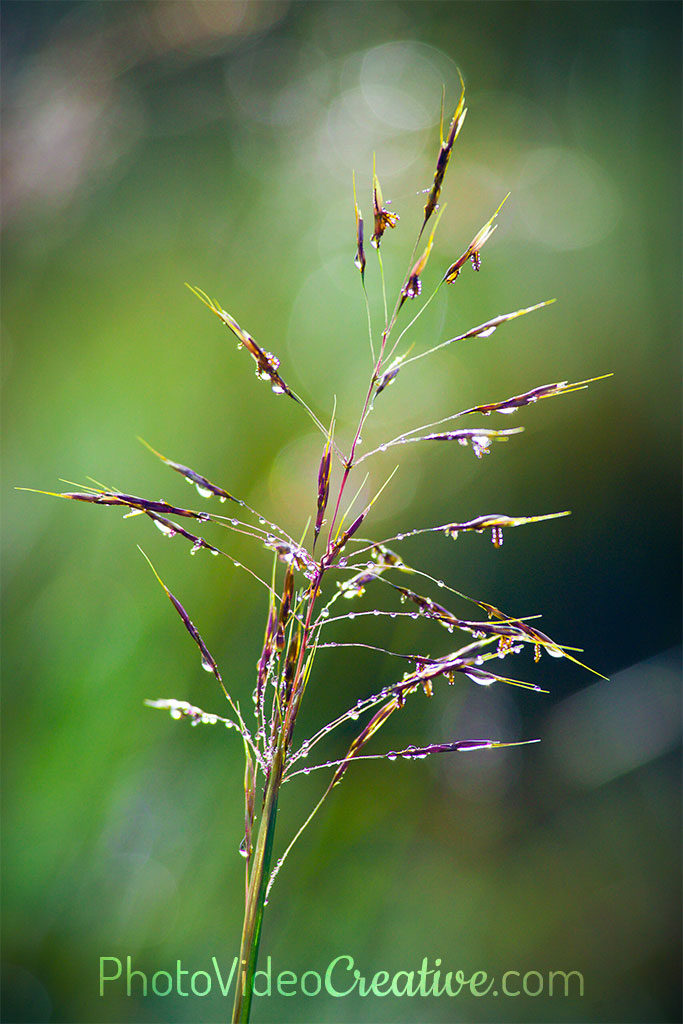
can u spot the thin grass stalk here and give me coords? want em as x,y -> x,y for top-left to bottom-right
232,744 -> 284,1024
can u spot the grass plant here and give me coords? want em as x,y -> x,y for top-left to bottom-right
23,76 -> 607,1024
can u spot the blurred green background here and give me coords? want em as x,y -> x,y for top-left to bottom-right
2,2 -> 681,1022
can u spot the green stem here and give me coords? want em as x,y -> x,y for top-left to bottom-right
231,745 -> 284,1023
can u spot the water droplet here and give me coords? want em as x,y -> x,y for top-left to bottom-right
210,548 -> 219,556
319,607 -> 330,619
357,437 -> 363,445
170,708 -> 182,719
238,837 -> 249,859
196,484 -> 213,499
349,710 -> 359,720
219,496 -> 227,503
303,767 -> 310,775
230,518 -> 239,526
389,612 -> 397,619
379,444 -> 387,452
410,612 -> 418,620
300,742 -> 310,758
348,612 -> 355,619
259,518 -> 266,525
437,580 -> 445,588
339,558 -> 348,568
373,609 -> 380,616
190,541 -> 202,555
387,752 -> 397,761
201,656 -> 214,673
154,520 -> 176,538
397,533 -> 405,540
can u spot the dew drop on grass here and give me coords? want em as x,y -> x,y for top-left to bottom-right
190,541 -> 202,555
196,485 -> 213,499
219,496 -> 227,503
387,752 -> 398,761
238,838 -> 249,859
154,520 -> 176,537
170,708 -> 182,720
201,656 -> 214,673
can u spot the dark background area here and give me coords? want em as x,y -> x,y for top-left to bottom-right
2,2 -> 681,1022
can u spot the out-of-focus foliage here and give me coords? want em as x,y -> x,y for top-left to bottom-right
2,2 -> 680,1022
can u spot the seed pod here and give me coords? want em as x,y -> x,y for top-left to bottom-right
276,566 -> 295,651
443,194 -> 509,283
186,285 -> 296,399
282,629 -> 302,704
314,440 -> 332,547
400,208 -> 444,303
138,439 -> 239,503
423,75 -> 467,227
371,157 -> 399,249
